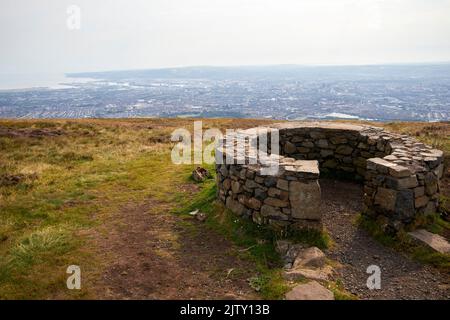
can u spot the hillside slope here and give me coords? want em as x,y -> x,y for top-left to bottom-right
0,118 -> 449,299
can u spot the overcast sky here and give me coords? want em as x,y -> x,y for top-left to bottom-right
1,0 -> 450,74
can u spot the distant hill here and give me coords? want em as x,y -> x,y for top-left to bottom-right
68,63 -> 450,81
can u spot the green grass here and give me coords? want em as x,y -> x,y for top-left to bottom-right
0,118 -> 275,299
175,172 -> 332,299
175,180 -> 288,299
0,118 -> 448,299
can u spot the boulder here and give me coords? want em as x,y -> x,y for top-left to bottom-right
292,247 -> 326,268
285,281 -> 334,300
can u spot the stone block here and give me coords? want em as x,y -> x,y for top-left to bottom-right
267,187 -> 281,197
335,145 -> 353,155
231,181 -> 242,193
284,141 -> 297,154
374,187 -> 397,212
388,165 -> 412,178
277,179 -> 289,191
225,197 -> 245,216
415,195 -> 429,208
424,172 -> 438,195
385,175 -> 418,190
264,197 -> 289,208
289,180 -> 321,220
395,189 -> 415,218
414,186 -> 425,198
264,176 -> 277,187
247,197 -> 262,210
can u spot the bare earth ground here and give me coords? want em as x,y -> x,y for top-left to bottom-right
89,193 -> 258,299
88,178 -> 449,300
321,179 -> 450,300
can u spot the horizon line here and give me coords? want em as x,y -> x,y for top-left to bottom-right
65,61 -> 450,76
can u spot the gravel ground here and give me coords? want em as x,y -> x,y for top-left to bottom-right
320,179 -> 450,300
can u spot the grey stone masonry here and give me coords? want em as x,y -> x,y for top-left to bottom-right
216,122 -> 444,230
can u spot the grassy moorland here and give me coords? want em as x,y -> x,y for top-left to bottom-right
0,118 -> 448,299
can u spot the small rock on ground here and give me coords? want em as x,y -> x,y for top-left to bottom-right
408,229 -> 450,254
292,247 -> 326,268
285,281 -> 334,300
284,266 -> 333,282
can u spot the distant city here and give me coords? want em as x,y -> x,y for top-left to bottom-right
0,64 -> 449,121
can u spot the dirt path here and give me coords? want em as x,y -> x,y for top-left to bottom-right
321,179 -> 450,300
90,197 -> 258,299
88,178 -> 449,300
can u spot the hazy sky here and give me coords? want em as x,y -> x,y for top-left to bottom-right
1,0 -> 450,74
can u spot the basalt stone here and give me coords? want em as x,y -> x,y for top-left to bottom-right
268,187 -> 281,197
315,139 -> 329,148
388,165 -> 412,178
395,189 -> 415,219
330,136 -> 348,145
219,165 -> 228,177
335,145 -> 353,155
385,176 -> 418,190
374,187 -> 397,212
424,201 -> 437,215
309,131 -> 326,139
247,197 -> 262,210
261,204 -> 284,218
226,197 -> 245,216
289,180 -> 321,220
415,195 -> 429,208
323,159 -> 338,169
277,179 -> 289,191
434,164 -> 444,179
361,151 -> 373,158
414,186 -> 425,198
231,181 -> 242,193
246,170 -> 255,179
254,188 -> 267,201
357,142 -> 369,150
297,147 -> 311,153
353,157 -> 366,167
255,176 -> 264,184
320,149 -> 334,158
223,178 -> 231,191
424,172 -> 438,195
376,140 -> 386,152
285,141 -> 297,154
264,197 -> 289,208
301,141 -> 315,148
244,179 -> 259,189
264,176 -> 278,187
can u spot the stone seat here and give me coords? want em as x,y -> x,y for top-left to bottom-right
216,122 -> 444,231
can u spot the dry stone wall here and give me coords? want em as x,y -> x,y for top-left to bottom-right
216,122 -> 444,231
